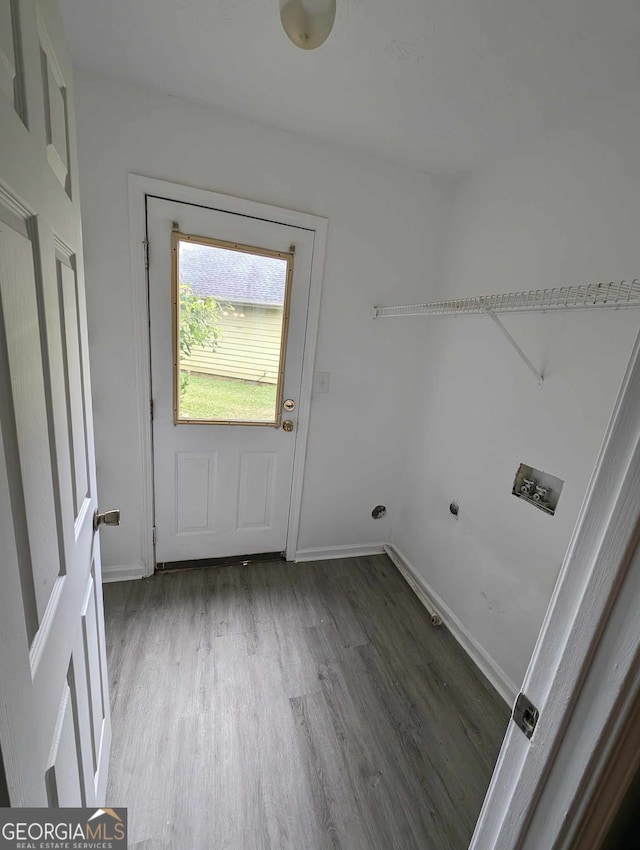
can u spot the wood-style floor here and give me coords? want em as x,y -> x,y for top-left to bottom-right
104,555 -> 509,849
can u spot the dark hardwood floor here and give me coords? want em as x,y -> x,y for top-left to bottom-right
103,555 -> 509,849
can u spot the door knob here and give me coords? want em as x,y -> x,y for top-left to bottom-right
282,420 -> 294,432
93,508 -> 121,532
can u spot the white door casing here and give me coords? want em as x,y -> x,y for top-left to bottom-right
148,196 -> 317,564
0,0 -> 110,806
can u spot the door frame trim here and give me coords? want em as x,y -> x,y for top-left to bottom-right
127,174 -> 328,573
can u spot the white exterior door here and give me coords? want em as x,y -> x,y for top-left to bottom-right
148,196 -> 314,564
0,1 -> 111,805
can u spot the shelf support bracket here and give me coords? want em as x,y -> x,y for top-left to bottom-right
486,310 -> 544,386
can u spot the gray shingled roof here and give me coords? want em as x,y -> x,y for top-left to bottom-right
179,241 -> 286,306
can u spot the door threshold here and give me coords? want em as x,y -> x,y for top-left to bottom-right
155,551 -> 286,573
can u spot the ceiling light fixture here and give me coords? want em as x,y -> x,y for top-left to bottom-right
279,0 -> 336,50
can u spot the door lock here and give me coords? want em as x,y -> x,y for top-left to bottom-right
283,399 -> 295,411
282,420 -> 294,432
93,509 -> 121,532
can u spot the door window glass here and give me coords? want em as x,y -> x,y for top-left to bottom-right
173,232 -> 293,425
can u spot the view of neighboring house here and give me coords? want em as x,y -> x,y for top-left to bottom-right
179,241 -> 287,385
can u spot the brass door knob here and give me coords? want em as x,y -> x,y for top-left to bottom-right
282,420 -> 294,432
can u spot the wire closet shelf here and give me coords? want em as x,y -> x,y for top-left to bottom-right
372,279 -> 640,319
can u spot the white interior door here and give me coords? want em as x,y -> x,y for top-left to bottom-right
148,196 -> 314,564
0,0 -> 111,805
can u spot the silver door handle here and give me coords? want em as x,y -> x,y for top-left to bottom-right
94,509 -> 121,532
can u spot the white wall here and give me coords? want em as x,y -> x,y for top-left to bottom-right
392,89 -> 640,696
73,69 -> 451,574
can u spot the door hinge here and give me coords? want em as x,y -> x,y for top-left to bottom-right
513,692 -> 539,740
143,239 -> 150,270
150,398 -> 154,420
152,527 -> 156,547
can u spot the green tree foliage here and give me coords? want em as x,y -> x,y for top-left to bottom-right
179,282 -> 225,356
179,282 -> 229,395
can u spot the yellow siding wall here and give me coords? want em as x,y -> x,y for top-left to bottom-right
181,305 -> 283,384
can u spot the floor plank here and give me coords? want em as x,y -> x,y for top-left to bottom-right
104,554 -> 509,848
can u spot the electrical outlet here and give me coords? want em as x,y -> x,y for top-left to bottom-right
314,371 -> 330,393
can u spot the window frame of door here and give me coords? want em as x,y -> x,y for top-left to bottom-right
171,229 -> 295,427
127,174 -> 328,573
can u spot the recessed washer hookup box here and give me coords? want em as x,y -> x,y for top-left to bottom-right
512,463 -> 564,516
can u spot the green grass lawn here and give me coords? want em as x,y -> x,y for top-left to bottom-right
180,371 -> 277,421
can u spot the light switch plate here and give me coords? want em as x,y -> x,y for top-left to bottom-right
314,371 -> 330,393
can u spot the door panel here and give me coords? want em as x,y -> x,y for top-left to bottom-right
81,570 -> 106,790
176,452 -> 217,533
45,683 -> 82,807
0,1 -> 17,101
58,252 -> 90,518
39,11 -> 71,195
0,0 -> 25,119
66,651 -> 93,806
0,0 -> 110,807
237,451 -> 276,530
0,223 -> 62,622
148,196 -> 314,563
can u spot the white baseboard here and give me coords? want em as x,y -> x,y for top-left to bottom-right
384,543 -> 518,706
294,543 -> 386,562
101,564 -> 146,583
384,544 -> 443,626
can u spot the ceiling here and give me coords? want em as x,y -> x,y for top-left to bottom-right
57,0 -> 640,177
